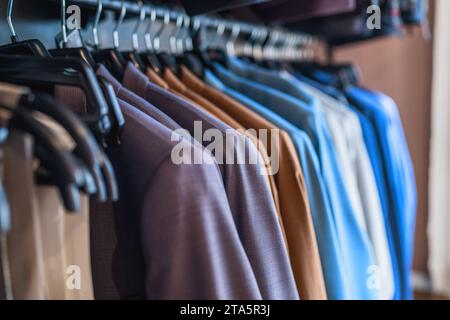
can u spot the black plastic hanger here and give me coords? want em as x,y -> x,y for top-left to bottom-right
0,0 -> 50,57
97,76 -> 124,147
49,0 -> 96,67
92,0 -> 127,80
0,83 -> 97,210
50,0 -> 99,67
19,91 -> 109,202
0,58 -> 117,201
48,0 -> 120,202
140,4 -> 162,74
0,1 -> 118,202
155,9 -> 180,76
0,55 -> 111,139
260,30 -> 284,70
295,62 -> 360,89
180,15 -> 209,78
122,0 -> 147,72
0,0 -> 111,140
2,105 -> 83,212
182,17 -> 231,78
50,0 -> 124,149
28,95 -> 119,202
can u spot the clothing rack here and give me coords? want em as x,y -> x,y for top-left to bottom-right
51,0 -> 318,45
0,0 -> 423,302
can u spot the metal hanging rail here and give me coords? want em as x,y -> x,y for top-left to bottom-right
50,0 -> 317,45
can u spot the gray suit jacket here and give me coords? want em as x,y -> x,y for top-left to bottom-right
57,85 -> 263,300
120,63 -> 299,300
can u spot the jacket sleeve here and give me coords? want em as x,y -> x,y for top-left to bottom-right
140,150 -> 263,300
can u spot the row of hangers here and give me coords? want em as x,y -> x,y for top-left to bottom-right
0,0 -> 126,233
0,0 -> 359,233
54,0 -> 319,74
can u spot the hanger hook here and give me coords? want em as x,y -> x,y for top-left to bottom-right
92,0 -> 103,49
175,12 -> 189,54
285,34 -> 293,61
264,30 -> 279,60
181,13 -> 192,53
214,20 -> 226,49
226,24 -> 240,56
132,0 -> 145,51
6,0 -> 17,42
253,28 -> 268,60
283,32 -> 291,61
244,27 -> 259,57
153,8 -> 170,53
292,35 -> 300,61
144,4 -> 157,51
190,16 -> 202,49
113,0 -> 127,49
192,16 -> 201,34
60,0 -> 68,46
169,12 -> 183,55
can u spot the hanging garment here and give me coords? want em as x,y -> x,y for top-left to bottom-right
4,130 -> 48,299
225,61 -> 393,293
178,65 -> 326,300
293,74 -> 402,300
205,70 -> 350,299
119,63 -> 299,300
346,86 -> 417,299
131,69 -> 284,232
124,68 -> 282,232
32,113 -> 94,300
210,63 -> 382,299
56,79 -> 265,300
279,71 -> 395,299
124,65 -> 283,218
34,186 -> 67,300
0,81 -> 101,300
297,70 -> 416,299
63,195 -> 93,300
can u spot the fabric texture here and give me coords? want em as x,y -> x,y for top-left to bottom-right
111,101 -> 263,299
346,86 -> 417,299
35,186 -> 66,300
4,130 -> 48,299
122,63 -> 298,300
57,72 -> 265,300
180,65 -> 326,299
206,70 -> 350,299
270,69 -> 394,299
208,65 -> 380,299
295,74 -> 402,300
167,67 -> 283,233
